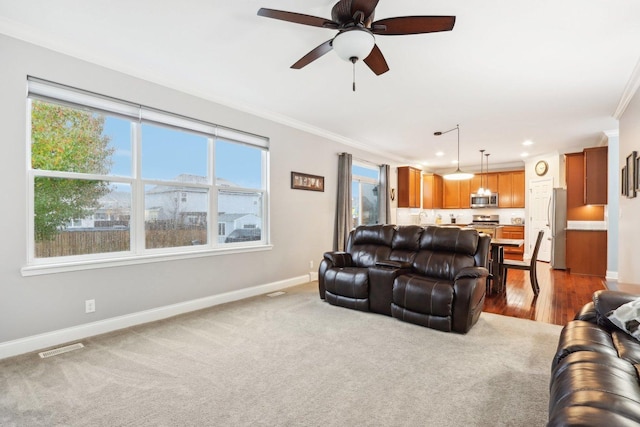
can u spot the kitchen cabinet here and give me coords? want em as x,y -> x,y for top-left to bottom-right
584,146 -> 608,205
441,170 -> 522,209
566,152 -> 605,221
397,166 -> 421,208
422,173 -> 443,209
443,179 -> 460,208
499,225 -> 525,260
470,173 -> 498,196
443,178 -> 471,208
497,171 -> 525,208
566,230 -> 607,276
512,171 -> 525,207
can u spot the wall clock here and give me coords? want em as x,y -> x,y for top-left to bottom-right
535,160 -> 549,176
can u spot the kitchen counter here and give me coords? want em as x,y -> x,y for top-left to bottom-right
566,220 -> 607,231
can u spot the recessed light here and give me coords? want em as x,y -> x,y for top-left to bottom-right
523,140 -> 533,146
521,152 -> 529,157
435,151 -> 445,157
451,160 -> 458,164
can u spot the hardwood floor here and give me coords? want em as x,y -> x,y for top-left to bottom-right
482,261 -> 609,326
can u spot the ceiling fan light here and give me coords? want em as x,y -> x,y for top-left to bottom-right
332,29 -> 375,62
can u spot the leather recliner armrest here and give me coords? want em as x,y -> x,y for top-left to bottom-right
375,260 -> 412,269
593,290 -> 640,315
323,251 -> 353,268
454,266 -> 489,281
593,290 -> 640,328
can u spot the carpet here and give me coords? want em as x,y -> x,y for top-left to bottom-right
0,282 -> 561,426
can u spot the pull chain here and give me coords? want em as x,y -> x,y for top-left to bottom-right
351,57 -> 357,92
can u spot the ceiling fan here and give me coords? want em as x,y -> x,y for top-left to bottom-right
257,0 -> 455,83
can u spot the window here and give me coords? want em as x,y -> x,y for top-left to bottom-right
352,164 -> 380,228
26,78 -> 269,269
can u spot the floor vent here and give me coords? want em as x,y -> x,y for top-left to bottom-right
39,343 -> 85,359
266,291 -> 286,298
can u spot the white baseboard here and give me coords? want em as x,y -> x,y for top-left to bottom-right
0,275 -> 311,360
606,271 -> 619,280
309,271 -> 318,282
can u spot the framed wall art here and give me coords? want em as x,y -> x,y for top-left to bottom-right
626,151 -> 637,198
622,166 -> 628,197
291,171 -> 324,192
636,153 -> 640,192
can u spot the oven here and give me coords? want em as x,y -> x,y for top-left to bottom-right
469,214 -> 500,237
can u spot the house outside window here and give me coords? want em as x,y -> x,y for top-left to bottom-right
26,78 -> 269,269
352,164 -> 380,228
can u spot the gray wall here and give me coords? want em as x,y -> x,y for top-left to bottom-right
0,34 -> 399,345
606,133 -> 620,278
619,86 -> 640,284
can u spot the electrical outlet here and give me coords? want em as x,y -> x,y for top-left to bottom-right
85,299 -> 95,313
309,260 -> 314,269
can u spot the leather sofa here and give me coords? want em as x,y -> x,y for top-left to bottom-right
318,224 -> 490,333
549,290 -> 640,426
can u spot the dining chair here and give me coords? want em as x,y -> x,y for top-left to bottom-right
501,230 -> 545,295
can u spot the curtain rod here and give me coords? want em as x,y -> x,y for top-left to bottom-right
339,152 -> 384,168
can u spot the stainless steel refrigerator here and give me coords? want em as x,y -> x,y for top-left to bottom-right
548,188 -> 567,269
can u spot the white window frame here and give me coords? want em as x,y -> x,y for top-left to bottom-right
22,78 -> 271,276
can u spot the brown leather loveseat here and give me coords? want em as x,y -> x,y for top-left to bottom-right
549,290 -> 640,426
318,224 -> 490,333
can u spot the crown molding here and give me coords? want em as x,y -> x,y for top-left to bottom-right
0,19 -> 411,166
614,56 -> 640,119
600,129 -> 619,145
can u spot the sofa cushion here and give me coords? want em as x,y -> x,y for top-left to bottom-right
607,297 -> 640,341
388,225 -> 423,264
392,274 -> 454,317
349,224 -> 395,268
549,351 -> 640,425
551,320 -> 617,370
350,224 -> 395,247
323,267 -> 369,299
420,226 -> 479,255
411,227 -> 478,281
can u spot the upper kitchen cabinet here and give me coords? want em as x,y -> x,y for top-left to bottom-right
422,173 -> 443,209
565,151 -> 605,220
443,178 -> 471,209
583,146 -> 608,205
397,166 -> 421,208
497,171 -> 525,208
470,173 -> 498,196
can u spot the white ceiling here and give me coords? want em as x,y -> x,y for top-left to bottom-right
1,0 -> 639,171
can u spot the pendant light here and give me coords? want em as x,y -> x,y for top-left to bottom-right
478,149 -> 485,194
483,153 -> 492,195
435,124 -> 474,181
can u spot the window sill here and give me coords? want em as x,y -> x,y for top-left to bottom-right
21,244 -> 274,277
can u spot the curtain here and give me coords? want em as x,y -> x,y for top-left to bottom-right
335,153 -> 352,251
378,164 -> 391,224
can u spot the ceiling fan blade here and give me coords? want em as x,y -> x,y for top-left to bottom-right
258,8 -> 338,29
372,16 -> 456,35
363,44 -> 389,76
291,40 -> 334,69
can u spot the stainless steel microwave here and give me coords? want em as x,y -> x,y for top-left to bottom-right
470,193 -> 499,208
